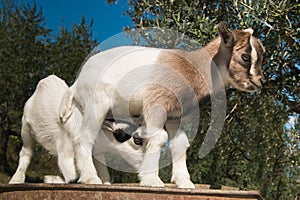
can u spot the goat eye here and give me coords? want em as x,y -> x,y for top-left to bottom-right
241,54 -> 251,63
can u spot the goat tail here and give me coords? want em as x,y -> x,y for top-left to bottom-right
59,87 -> 74,123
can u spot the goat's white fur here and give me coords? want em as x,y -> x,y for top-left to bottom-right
9,75 -> 143,184
61,22 -> 265,188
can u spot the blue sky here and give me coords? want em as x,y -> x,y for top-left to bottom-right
15,0 -> 132,42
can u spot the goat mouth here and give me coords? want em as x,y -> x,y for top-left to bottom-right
242,82 -> 261,92
234,80 -> 259,92
229,77 -> 260,92
246,86 -> 258,92
249,80 -> 261,91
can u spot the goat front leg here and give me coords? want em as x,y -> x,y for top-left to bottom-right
75,101 -> 110,184
166,120 -> 195,189
93,155 -> 111,185
56,134 -> 77,183
138,127 -> 168,187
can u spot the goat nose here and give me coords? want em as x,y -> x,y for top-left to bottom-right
260,76 -> 266,86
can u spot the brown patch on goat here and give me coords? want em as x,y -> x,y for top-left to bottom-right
142,50 -> 210,126
141,25 -> 265,127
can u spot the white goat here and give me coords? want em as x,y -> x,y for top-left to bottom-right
9,75 -> 143,184
60,22 -> 265,188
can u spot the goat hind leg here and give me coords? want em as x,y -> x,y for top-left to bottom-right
9,120 -> 33,184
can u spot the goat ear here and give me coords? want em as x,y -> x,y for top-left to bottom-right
244,28 -> 254,35
217,21 -> 234,47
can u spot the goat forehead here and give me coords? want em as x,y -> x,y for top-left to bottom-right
250,36 -> 258,75
251,37 -> 265,55
233,30 -> 264,54
234,35 -> 263,59
233,30 -> 251,49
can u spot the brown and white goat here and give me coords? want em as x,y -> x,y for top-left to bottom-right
60,22 -> 265,188
9,75 -> 143,184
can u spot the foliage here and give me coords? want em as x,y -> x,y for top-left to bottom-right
125,0 -> 300,199
0,0 -> 98,179
0,0 -> 51,173
49,17 -> 97,85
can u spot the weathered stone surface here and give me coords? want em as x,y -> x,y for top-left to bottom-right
0,183 -> 263,200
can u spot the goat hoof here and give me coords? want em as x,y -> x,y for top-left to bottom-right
175,179 -> 195,189
140,176 -> 164,187
44,175 -> 65,183
80,177 -> 102,184
9,175 -> 25,184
